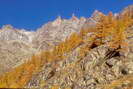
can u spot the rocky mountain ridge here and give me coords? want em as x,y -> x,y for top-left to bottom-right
0,11 -> 98,74
0,5 -> 133,89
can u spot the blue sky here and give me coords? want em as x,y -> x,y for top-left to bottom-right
0,0 -> 132,30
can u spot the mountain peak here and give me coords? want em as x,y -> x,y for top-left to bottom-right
71,13 -> 79,21
92,10 -> 104,16
52,16 -> 62,26
57,15 -> 62,20
1,24 -> 14,30
0,5 -> 133,89
91,10 -> 105,22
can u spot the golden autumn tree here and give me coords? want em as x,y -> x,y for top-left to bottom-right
94,12 -> 117,45
109,13 -> 133,52
0,10 -> 132,89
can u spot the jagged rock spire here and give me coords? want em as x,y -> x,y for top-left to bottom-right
92,10 -> 104,17
52,15 -> 62,26
57,15 -> 62,20
71,13 -> 79,21
91,10 -> 104,22
80,17 -> 86,22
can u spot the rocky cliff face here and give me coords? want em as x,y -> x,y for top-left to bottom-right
26,6 -> 133,89
0,15 -> 87,74
0,5 -> 133,89
0,25 -> 35,74
33,15 -> 86,51
27,28 -> 133,89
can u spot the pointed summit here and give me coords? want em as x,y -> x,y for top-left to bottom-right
57,15 -> 62,20
71,13 -> 79,21
52,16 -> 62,26
80,17 -> 86,22
92,10 -> 104,17
91,10 -> 105,22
